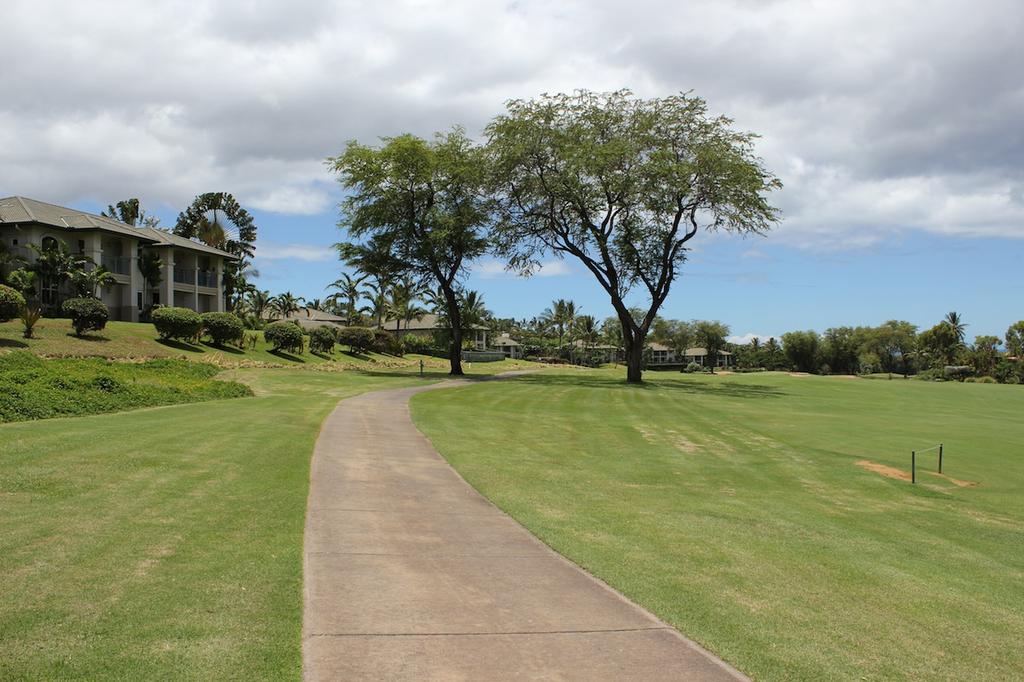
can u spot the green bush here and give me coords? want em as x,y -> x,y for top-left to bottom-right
683,361 -> 706,373
0,283 -> 26,322
201,311 -> 245,346
371,328 -> 403,355
61,297 -> 109,336
264,321 -> 304,353
337,326 -> 375,354
0,352 -> 252,423
309,325 -> 337,355
152,306 -> 203,341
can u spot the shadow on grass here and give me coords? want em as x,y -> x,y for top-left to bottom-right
0,337 -> 29,349
66,333 -> 109,343
156,338 -> 205,353
269,349 -> 307,363
341,350 -> 371,361
202,342 -> 244,355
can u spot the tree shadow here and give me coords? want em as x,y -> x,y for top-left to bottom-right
311,350 -> 334,360
269,349 -> 307,363
0,337 -> 29,349
480,372 -> 787,399
341,349 -> 371,361
156,338 -> 205,353
202,342 -> 244,355
66,333 -> 110,343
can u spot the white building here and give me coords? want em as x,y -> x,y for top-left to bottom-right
0,196 -> 236,321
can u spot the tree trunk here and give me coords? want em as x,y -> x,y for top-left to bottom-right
625,340 -> 644,383
442,285 -> 464,376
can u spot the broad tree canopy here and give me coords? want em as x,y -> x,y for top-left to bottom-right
486,89 -> 781,382
330,129 -> 490,375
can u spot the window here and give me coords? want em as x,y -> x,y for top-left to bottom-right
42,236 -> 58,251
78,240 -> 86,254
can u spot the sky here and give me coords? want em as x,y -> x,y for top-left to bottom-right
2,0 -> 1022,342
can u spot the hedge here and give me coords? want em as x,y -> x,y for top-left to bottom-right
152,306 -> 203,341
337,326 -> 375,353
309,325 -> 337,354
264,321 -> 304,353
0,284 -> 25,323
201,311 -> 245,346
61,297 -> 109,336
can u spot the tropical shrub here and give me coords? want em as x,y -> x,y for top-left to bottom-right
19,306 -> 42,339
61,297 -> 109,336
0,284 -> 25,322
944,365 -> 974,382
309,325 -> 337,354
201,311 -> 245,346
337,326 -> 375,353
683,361 -> 704,373
152,306 -> 203,341
264,321 -> 304,353
372,328 -> 403,355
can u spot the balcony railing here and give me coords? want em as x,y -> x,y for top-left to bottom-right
173,267 -> 194,284
101,255 -> 132,275
197,270 -> 218,288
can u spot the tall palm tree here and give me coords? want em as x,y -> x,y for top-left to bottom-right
326,273 -> 371,325
944,311 -> 967,344
337,237 -> 405,328
388,275 -> 429,333
137,251 -> 163,309
246,289 -> 273,321
271,291 -> 304,320
539,299 -> 579,349
305,298 -> 323,314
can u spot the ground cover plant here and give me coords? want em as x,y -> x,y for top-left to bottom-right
0,351 -> 251,422
411,370 -> 1024,681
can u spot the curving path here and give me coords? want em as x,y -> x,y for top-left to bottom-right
302,377 -> 747,681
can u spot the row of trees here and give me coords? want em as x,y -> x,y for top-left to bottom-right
731,313 -> 1024,382
329,89 -> 782,380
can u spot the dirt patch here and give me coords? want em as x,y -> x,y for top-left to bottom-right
856,459 -> 912,482
925,471 -> 978,488
829,374 -> 860,380
788,372 -> 811,377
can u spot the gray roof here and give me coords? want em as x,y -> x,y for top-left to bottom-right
285,308 -> 346,323
382,313 -> 488,331
0,196 -> 237,259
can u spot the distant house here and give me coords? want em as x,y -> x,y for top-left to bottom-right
491,333 -> 522,359
571,338 -> 621,364
646,343 -> 733,368
278,308 -> 347,332
0,196 -> 236,321
381,312 -> 488,350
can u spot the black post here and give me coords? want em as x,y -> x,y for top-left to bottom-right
419,359 -> 424,378
939,443 -> 943,474
912,451 -> 916,484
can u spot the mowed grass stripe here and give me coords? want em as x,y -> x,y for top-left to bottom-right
411,370 -> 1024,681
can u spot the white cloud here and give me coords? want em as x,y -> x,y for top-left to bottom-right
253,242 -> 335,262
473,258 -> 573,279
1,0 -> 1021,245
728,333 -> 777,346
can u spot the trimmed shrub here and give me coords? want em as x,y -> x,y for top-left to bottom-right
337,326 -> 375,354
683,361 -> 705,373
264,321 -> 304,353
0,284 -> 25,322
309,325 -> 337,355
201,311 -> 245,347
152,306 -> 203,341
61,297 -> 109,337
371,328 -> 403,355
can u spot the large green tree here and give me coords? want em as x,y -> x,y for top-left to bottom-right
1005,321 -> 1024,358
487,90 -> 780,382
330,130 -> 491,376
693,320 -> 730,373
781,330 -> 821,373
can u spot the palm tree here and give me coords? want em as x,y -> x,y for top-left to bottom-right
246,289 -> 273,321
539,299 -> 578,350
326,273 -> 371,325
388,276 -> 429,333
337,237 -> 405,328
137,251 -> 163,310
271,291 -> 304,319
70,266 -> 117,298
943,311 -> 967,344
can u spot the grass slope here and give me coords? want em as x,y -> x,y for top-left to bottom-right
411,370 -> 1024,681
0,318 -> 413,368
0,359 -> 538,680
0,351 -> 252,422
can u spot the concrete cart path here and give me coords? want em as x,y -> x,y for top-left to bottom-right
302,378 -> 748,681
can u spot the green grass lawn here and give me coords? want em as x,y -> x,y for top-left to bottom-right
411,370 -> 1024,681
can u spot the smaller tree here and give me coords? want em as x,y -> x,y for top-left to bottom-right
201,312 -> 245,347
70,266 -> 116,298
969,335 -> 1001,377
309,326 -> 338,355
694,320 -> 730,373
263,321 -> 304,354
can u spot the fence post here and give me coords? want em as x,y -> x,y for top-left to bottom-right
939,443 -> 943,474
911,451 -> 916,484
